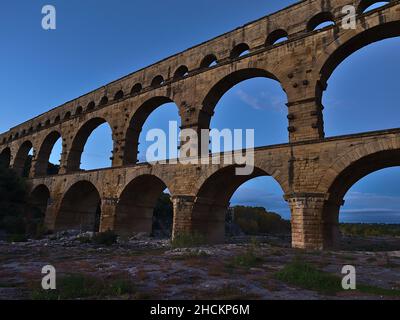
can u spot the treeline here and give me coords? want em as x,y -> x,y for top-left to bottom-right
340,223 -> 400,237
232,206 -> 291,235
0,166 -> 45,241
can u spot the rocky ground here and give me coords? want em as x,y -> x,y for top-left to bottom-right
1,231 -> 400,300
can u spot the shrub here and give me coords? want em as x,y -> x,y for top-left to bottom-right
92,230 -> 118,246
7,233 -> 28,243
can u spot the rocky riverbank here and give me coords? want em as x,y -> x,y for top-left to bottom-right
1,231 -> 400,300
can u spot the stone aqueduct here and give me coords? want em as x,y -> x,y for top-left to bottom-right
0,0 -> 399,249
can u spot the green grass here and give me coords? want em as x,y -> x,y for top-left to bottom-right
31,274 -> 136,300
275,260 -> 341,295
275,260 -> 400,297
171,232 -> 206,248
226,242 -> 264,269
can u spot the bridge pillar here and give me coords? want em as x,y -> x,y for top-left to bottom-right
43,193 -> 62,231
60,149 -> 81,174
171,195 -> 195,239
322,200 -> 342,249
286,97 -> 324,143
99,197 -> 118,232
171,195 -> 227,243
286,193 -> 328,250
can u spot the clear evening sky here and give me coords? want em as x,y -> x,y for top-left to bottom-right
0,1 -> 398,222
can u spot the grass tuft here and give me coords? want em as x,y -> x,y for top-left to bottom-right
171,232 -> 206,248
31,274 -> 135,300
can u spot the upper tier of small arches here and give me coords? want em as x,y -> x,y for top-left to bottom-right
0,0 -> 394,145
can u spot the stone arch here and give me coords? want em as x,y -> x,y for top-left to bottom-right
114,90 -> 124,101
306,12 -> 335,31
173,65 -> 189,80
86,101 -> 96,111
75,106 -> 83,115
151,75 -> 165,88
56,180 -> 101,232
230,43 -> 250,59
199,67 -> 285,133
191,164 -> 287,243
313,16 -> 400,136
320,146 -> 400,248
0,147 -> 11,168
357,0 -> 391,14
200,54 -> 218,69
123,96 -> 180,165
13,140 -> 33,176
66,117 -> 113,172
130,83 -> 142,95
35,131 -> 62,177
316,20 -> 400,93
265,29 -> 289,46
115,174 -> 171,237
99,96 -> 109,106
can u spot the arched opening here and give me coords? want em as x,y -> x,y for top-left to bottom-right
64,112 -> 71,120
123,97 -> 180,164
56,181 -> 101,232
173,65 -> 189,80
75,106 -> 83,115
114,90 -> 124,101
130,83 -> 142,96
323,150 -> 400,248
29,185 -> 50,235
0,148 -> 11,168
151,75 -> 165,88
54,116 -> 61,124
14,141 -> 33,177
35,131 -> 62,177
192,165 -> 288,243
322,25 -> 400,136
115,175 -> 172,238
230,43 -> 250,59
99,96 -> 109,106
202,68 -> 288,153
358,0 -> 390,14
265,29 -> 289,46
86,101 -> 95,111
200,54 -> 218,68
67,118 -> 113,172
307,12 -> 335,31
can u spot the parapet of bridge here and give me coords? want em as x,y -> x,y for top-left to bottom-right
0,0 -> 399,250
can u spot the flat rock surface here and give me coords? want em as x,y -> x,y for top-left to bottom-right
0,233 -> 400,300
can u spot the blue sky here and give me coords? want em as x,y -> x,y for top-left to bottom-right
0,1 -> 399,223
